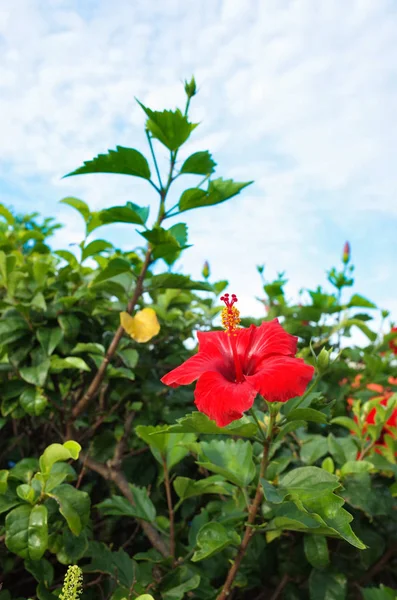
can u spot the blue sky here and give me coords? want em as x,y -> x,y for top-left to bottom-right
0,0 -> 396,325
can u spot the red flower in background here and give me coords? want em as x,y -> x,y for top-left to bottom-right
351,386 -> 397,454
389,326 -> 397,355
161,293 -> 315,426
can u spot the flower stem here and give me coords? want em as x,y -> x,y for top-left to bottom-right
217,410 -> 276,600
162,455 -> 175,561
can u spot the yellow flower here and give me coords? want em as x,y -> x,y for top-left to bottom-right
120,308 -> 160,343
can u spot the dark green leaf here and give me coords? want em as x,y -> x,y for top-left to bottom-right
64,146 -> 151,180
91,258 -> 131,285
20,387 -> 48,417
37,328 -> 64,356
145,274 -> 212,291
309,569 -> 346,600
180,151 -> 216,175
96,484 -> 155,522
178,178 -> 253,213
191,522 -> 240,562
173,476 -> 234,501
20,359 -> 50,387
304,535 -> 329,569
287,408 -> 327,424
49,484 -> 90,535
99,203 -> 149,227
81,239 -> 113,261
137,101 -> 197,151
158,412 -> 257,438
198,439 -> 256,487
347,294 -> 376,309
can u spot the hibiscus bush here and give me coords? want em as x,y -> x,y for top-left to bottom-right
0,79 -> 397,600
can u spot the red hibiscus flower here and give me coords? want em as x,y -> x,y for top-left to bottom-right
353,391 -> 397,454
161,293 -> 315,427
389,326 -> 397,355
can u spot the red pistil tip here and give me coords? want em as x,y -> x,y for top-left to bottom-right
220,293 -> 240,333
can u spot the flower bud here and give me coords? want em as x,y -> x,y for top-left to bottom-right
342,241 -> 350,264
202,260 -> 210,279
184,76 -> 197,99
317,347 -> 330,373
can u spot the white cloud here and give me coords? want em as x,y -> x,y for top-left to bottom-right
0,0 -> 396,321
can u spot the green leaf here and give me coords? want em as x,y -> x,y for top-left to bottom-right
327,434 -> 358,466
0,203 -> 15,224
261,479 -> 287,504
173,476 -> 234,501
287,408 -> 327,424
156,412 -> 257,438
37,328 -> 64,356
180,151 -> 216,175
140,226 -> 181,249
342,319 -> 377,342
309,569 -> 347,600
10,458 -> 39,483
191,522 -> 240,562
136,426 -> 195,471
39,442 -> 81,477
162,573 -> 201,600
137,101 -> 197,151
145,273 -> 212,291
347,294 -> 376,309
99,203 -> 149,227
60,197 -> 90,222
361,585 -> 397,600
304,535 -> 329,569
91,258 -> 131,285
50,355 -> 91,372
81,239 -> 113,261
198,439 -> 256,487
178,178 -> 253,213
84,542 -> 137,589
331,417 -> 361,437
5,504 -> 32,558
278,467 -> 365,549
20,387 -> 48,416
340,461 -> 373,477
20,359 -> 50,387
55,250 -> 79,269
0,317 -> 29,345
72,342 -> 105,355
57,314 -> 80,340
25,558 -> 54,587
28,505 -> 48,560
301,435 -> 329,465
49,484 -> 90,535
64,146 -> 151,180
96,484 -> 156,522
0,470 -> 9,494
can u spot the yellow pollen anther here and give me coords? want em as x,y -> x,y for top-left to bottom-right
220,294 -> 241,333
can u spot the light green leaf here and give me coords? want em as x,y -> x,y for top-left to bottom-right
191,522 -> 240,562
0,203 -> 15,224
331,417 -> 361,437
340,461 -> 373,477
173,476 -> 234,501
39,442 -> 81,477
136,426 -> 195,471
156,411 -> 257,438
81,239 -> 113,261
71,342 -> 105,355
287,408 -> 327,424
301,435 -> 328,465
162,573 -> 201,600
361,585 -> 397,600
64,146 -> 151,180
0,470 -> 9,494
28,505 -> 48,560
49,484 -> 90,535
60,196 -> 90,221
50,355 -> 91,372
180,151 -> 217,175
347,294 -> 376,309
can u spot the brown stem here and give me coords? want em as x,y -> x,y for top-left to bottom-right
162,455 -> 175,560
81,453 -> 169,558
269,574 -> 290,600
71,249 -> 152,421
110,411 -> 136,468
217,440 -> 271,600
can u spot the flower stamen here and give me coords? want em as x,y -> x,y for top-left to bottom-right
221,293 -> 244,383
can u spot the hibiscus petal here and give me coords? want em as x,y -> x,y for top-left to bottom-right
194,371 -> 257,427
244,319 -> 297,360
161,352 -> 222,387
245,355 -> 314,402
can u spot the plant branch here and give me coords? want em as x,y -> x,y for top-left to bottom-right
146,130 -> 163,190
162,456 -> 175,560
217,411 -> 276,600
70,249 -> 152,421
81,453 -> 169,558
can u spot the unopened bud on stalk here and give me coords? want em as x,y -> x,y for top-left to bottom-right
202,260 -> 210,279
342,241 -> 350,264
317,347 -> 330,373
184,76 -> 197,99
